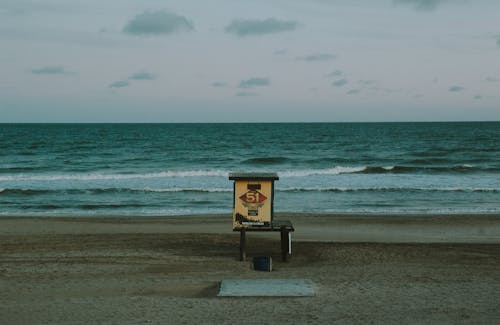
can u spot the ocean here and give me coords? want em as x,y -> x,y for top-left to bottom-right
0,122 -> 499,216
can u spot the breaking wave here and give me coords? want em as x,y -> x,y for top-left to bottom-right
281,164 -> 493,177
0,164 -> 497,183
279,187 -> 499,193
280,166 -> 367,177
0,170 -> 229,181
0,187 -> 232,196
1,186 -> 498,197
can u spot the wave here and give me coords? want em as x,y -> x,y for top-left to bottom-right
280,165 -> 493,177
0,164 -> 497,182
2,186 -> 498,197
242,157 -> 290,164
279,187 -> 499,193
0,187 -> 232,196
0,188 -> 51,195
139,187 -> 230,193
0,170 -> 229,181
305,157 -> 354,163
0,167 -> 364,181
389,165 -> 493,173
69,187 -> 230,194
0,167 -> 38,173
79,203 -> 146,210
280,166 -> 367,177
353,165 -> 482,174
34,204 -> 65,210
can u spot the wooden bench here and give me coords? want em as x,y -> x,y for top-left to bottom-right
234,220 -> 295,262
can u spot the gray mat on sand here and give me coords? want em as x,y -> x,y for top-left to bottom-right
218,279 -> 315,297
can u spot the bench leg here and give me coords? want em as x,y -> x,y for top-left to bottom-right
280,228 -> 290,262
240,229 -> 246,261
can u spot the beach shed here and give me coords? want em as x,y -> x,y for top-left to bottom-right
229,172 -> 278,229
229,172 -> 294,262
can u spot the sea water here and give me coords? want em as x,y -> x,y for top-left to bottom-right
0,122 -> 499,216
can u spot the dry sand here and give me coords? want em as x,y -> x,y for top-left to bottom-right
1,213 -> 500,324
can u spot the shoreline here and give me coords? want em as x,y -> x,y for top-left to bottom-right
2,213 -> 500,243
2,211 -> 500,218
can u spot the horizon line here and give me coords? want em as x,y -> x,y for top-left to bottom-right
1,120 -> 499,124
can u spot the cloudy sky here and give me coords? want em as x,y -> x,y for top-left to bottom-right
1,0 -> 499,122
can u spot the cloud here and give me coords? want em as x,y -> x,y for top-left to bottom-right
31,66 -> 67,75
357,80 -> 377,86
484,77 -> 499,83
347,89 -> 361,95
129,71 -> 157,80
332,78 -> 348,87
497,37 -> 500,46
211,82 -> 228,87
325,70 -> 343,78
474,95 -> 482,100
0,2 -> 60,16
123,11 -> 193,36
109,80 -> 129,88
376,87 -> 403,94
393,0 -> 445,11
448,85 -> 465,92
225,18 -> 298,37
239,77 -> 270,88
236,91 -> 257,97
274,49 -> 288,55
296,53 -> 336,62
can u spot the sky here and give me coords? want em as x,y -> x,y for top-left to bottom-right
1,0 -> 499,122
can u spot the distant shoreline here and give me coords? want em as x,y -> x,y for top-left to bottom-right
2,213 -> 499,243
2,212 -> 500,218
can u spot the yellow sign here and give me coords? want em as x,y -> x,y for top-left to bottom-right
233,180 -> 273,228
239,190 -> 267,204
229,173 -> 278,229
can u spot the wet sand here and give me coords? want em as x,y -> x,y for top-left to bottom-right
1,214 -> 500,324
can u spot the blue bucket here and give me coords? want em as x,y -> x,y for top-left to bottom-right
253,256 -> 272,271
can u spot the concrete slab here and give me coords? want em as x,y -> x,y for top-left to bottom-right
218,279 -> 315,297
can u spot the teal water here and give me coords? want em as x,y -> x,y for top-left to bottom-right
0,122 -> 499,216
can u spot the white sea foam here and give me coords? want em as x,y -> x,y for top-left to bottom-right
278,186 -> 499,192
0,166 -> 368,182
279,166 -> 366,177
1,186 -> 497,194
140,187 -> 231,193
0,164 -> 492,183
0,170 -> 230,181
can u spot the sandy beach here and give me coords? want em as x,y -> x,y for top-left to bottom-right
1,213 -> 500,324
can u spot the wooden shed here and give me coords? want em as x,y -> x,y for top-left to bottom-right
229,172 -> 279,230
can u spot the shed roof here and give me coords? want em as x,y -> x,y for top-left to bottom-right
228,172 -> 279,181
